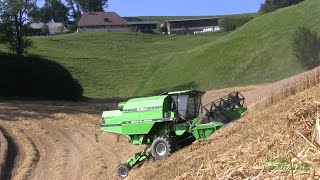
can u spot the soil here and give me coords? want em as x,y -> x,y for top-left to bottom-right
0,85 -> 263,180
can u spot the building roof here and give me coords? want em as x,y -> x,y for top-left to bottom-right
165,17 -> 219,23
77,12 -> 128,27
30,22 -> 68,34
127,21 -> 160,25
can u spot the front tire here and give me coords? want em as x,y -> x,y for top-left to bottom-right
151,137 -> 171,160
117,163 -> 129,179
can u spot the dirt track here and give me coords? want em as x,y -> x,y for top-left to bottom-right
0,101 -> 146,180
0,86 -> 262,180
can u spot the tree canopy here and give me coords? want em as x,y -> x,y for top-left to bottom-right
67,0 -> 108,21
28,0 -> 108,24
219,16 -> 253,33
260,0 -> 305,13
0,0 -> 36,55
29,0 -> 69,24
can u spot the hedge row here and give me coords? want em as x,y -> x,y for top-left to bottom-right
0,53 -> 83,100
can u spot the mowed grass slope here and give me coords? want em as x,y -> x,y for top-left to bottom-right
25,0 -> 320,98
128,13 -> 259,22
140,0 -> 320,94
30,32 -> 225,98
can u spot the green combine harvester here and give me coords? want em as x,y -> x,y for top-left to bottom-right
100,90 -> 246,178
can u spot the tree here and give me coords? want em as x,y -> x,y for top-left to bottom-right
260,0 -> 305,14
66,0 -> 81,21
292,27 -> 320,70
41,24 -> 49,35
67,0 -> 108,21
0,0 -> 36,55
28,0 -> 69,24
219,16 -> 252,33
219,17 -> 236,33
76,0 -> 108,12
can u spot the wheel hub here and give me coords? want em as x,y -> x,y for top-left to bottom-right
118,166 -> 128,178
156,142 -> 167,156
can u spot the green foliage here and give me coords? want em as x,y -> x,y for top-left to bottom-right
123,17 -> 143,22
66,0 -> 108,21
66,23 -> 77,32
219,17 -> 236,33
41,24 -> 50,35
292,27 -> 320,70
76,0 -> 108,12
219,16 -> 253,33
0,53 -> 83,100
260,0 -> 305,14
0,0 -> 36,55
28,0 -> 69,24
0,21 -> 33,55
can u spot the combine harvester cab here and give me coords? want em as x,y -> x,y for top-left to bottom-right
100,90 -> 246,178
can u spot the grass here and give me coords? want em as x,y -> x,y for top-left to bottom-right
125,13 -> 260,22
28,32 -> 225,98
1,0 -> 320,99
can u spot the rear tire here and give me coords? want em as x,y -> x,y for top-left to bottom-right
117,163 -> 129,179
151,137 -> 171,160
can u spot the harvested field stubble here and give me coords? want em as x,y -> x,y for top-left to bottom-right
247,67 -> 320,110
176,86 -> 320,179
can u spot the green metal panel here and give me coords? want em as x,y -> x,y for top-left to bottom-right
190,122 -> 224,139
130,135 -> 145,145
224,108 -> 247,120
103,110 -> 123,117
102,95 -> 172,136
175,130 -> 186,136
101,110 -> 123,134
123,95 -> 168,111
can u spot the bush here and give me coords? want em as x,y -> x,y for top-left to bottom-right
292,27 -> 320,70
219,16 -> 253,33
0,53 -> 83,100
66,23 -> 77,33
41,24 -> 50,35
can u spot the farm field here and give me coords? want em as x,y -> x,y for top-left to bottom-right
1,66 -> 320,179
1,0 -> 320,179
0,85 -> 262,180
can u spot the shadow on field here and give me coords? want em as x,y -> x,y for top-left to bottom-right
0,53 -> 83,100
0,99 -> 119,121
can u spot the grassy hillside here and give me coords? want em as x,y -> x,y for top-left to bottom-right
28,32 -> 225,98
125,13 -> 259,22
138,0 -> 320,96
2,0 -> 319,98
